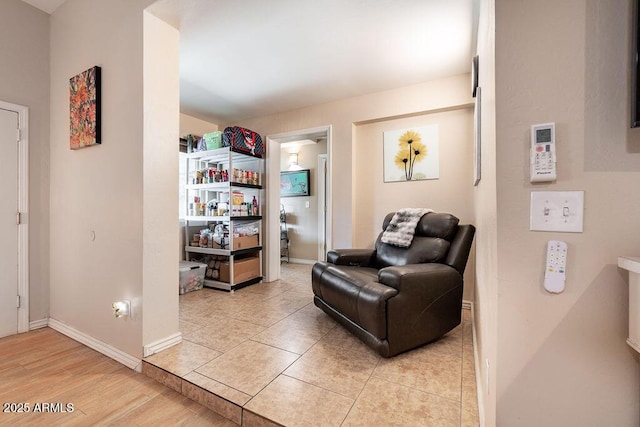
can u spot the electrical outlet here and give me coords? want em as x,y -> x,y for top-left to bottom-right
112,300 -> 131,318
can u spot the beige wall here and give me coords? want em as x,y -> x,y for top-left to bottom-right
473,0 -> 498,424
280,141 -> 327,262
49,0 -> 157,358
234,74 -> 473,251
142,11 -> 180,349
354,109 -> 476,300
180,113 -> 218,138
494,0 -> 639,425
0,0 -> 50,323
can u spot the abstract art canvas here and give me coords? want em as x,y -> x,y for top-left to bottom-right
383,125 -> 439,182
70,66 -> 101,150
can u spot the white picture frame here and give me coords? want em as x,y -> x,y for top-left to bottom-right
383,125 -> 439,183
473,87 -> 481,186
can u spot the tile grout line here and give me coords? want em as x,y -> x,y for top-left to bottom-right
337,347 -> 384,426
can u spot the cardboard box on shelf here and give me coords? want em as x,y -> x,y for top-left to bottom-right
233,234 -> 259,250
219,256 -> 260,284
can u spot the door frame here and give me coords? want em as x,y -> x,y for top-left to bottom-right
265,125 -> 332,282
317,154 -> 328,261
0,100 -> 29,333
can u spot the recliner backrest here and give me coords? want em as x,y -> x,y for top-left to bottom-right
374,212 -> 460,268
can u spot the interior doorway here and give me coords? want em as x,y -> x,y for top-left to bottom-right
265,126 -> 332,282
317,154 -> 328,262
0,100 -> 29,338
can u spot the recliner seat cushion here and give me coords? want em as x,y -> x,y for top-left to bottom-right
313,264 -> 397,339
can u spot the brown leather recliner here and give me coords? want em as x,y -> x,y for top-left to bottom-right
312,212 -> 475,357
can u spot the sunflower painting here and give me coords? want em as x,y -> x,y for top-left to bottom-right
383,125 -> 439,182
70,66 -> 101,150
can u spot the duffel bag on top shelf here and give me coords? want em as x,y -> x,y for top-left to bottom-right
222,126 -> 264,157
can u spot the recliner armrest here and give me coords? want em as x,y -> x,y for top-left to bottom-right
379,263 -> 464,357
327,249 -> 376,266
378,263 -> 461,292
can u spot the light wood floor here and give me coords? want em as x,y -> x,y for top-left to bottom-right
0,328 -> 235,426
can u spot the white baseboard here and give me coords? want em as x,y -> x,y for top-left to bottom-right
471,304 -> 486,427
29,318 -> 49,330
143,332 -> 182,357
462,300 -> 473,310
286,258 -> 317,265
48,318 -> 141,371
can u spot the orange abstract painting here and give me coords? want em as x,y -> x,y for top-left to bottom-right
70,66 -> 101,150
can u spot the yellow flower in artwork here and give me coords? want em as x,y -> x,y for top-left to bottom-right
394,151 -> 409,169
394,130 -> 428,180
398,130 -> 422,148
410,141 -> 427,162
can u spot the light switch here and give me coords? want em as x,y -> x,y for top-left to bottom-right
305,201 -> 310,208
530,191 -> 584,233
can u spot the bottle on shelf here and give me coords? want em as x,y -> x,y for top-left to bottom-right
252,196 -> 258,216
187,134 -> 194,153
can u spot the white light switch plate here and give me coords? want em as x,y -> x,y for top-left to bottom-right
530,191 -> 584,233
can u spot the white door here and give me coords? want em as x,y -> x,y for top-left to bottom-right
0,107 -> 19,338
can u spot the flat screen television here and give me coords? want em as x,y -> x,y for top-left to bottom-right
280,169 -> 310,197
633,0 -> 640,127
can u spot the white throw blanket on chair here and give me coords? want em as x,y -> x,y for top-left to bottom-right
381,208 -> 433,248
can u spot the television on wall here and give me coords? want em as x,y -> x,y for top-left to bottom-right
280,169 -> 310,197
633,0 -> 640,127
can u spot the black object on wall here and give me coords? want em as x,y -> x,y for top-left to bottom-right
280,169 -> 311,197
632,0 -> 640,127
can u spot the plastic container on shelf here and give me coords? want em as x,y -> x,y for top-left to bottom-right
179,261 -> 206,294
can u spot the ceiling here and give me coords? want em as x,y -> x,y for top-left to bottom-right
22,0 -> 478,126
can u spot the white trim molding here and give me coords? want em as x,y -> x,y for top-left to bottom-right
0,101 -> 29,334
143,332 -> 182,357
48,318 -> 141,370
287,258 -> 317,266
470,303 -> 486,427
29,318 -> 49,330
627,338 -> 640,354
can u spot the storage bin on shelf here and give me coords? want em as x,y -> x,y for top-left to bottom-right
203,131 -> 222,150
179,261 -> 207,294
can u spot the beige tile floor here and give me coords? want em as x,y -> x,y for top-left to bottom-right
144,263 -> 480,426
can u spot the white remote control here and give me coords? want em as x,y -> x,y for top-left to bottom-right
544,240 -> 567,293
530,123 -> 557,182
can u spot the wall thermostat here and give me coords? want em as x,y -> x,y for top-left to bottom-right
530,122 -> 556,182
